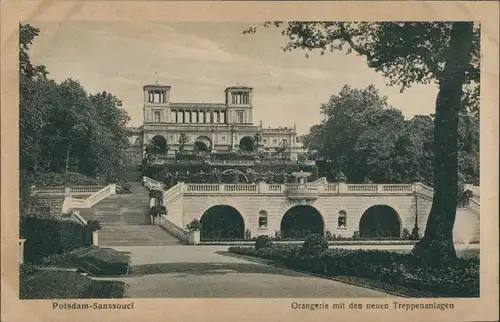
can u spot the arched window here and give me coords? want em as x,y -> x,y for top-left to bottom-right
258,210 -> 268,229
338,210 -> 347,228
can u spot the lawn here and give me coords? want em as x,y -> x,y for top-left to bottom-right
20,270 -> 126,299
40,247 -> 131,276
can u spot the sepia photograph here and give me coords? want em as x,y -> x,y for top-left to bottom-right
1,1 -> 498,322
17,20 -> 481,299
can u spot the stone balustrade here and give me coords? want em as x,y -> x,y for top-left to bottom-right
178,182 -> 420,195
34,185 -> 106,196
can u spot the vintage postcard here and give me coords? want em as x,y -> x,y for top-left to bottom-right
1,1 -> 498,322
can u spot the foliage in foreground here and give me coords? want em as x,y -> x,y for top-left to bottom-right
20,217 -> 94,263
20,270 -> 125,299
228,244 -> 479,297
255,235 -> 274,250
37,247 -> 130,276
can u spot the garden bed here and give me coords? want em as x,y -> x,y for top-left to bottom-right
20,270 -> 125,299
40,247 -> 131,277
200,240 -> 419,246
228,243 -> 479,298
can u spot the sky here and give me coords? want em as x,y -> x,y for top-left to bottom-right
28,21 -> 439,135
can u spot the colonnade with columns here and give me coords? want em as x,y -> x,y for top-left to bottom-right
145,89 -> 169,104
172,109 -> 228,124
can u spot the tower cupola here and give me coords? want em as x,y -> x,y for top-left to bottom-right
143,84 -> 171,105
225,86 -> 253,107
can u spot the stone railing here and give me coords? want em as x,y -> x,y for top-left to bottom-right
34,185 -> 106,196
209,159 -> 255,166
143,176 -> 164,190
469,197 -> 480,214
86,185 -> 114,207
159,215 -> 188,244
285,183 -> 319,193
163,183 -> 181,204
414,183 -> 434,199
179,182 -> 419,195
471,186 -> 480,200
61,184 -> 116,211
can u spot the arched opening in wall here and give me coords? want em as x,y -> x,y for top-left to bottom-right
338,210 -> 347,228
194,136 -> 212,153
149,135 -> 168,154
200,205 -> 245,240
239,136 -> 254,153
280,205 -> 324,239
258,210 -> 268,229
359,205 -> 401,238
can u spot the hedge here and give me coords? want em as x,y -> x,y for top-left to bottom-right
32,172 -> 104,187
145,164 -> 317,184
20,217 -> 93,263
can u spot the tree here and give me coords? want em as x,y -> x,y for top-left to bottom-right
252,132 -> 263,154
244,22 -> 479,262
301,85 -> 404,183
276,139 -> 291,160
178,133 -> 188,152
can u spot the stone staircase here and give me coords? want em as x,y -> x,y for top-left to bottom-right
75,182 -> 182,246
28,196 -> 65,216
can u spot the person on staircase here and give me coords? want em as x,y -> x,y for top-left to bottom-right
149,194 -> 156,225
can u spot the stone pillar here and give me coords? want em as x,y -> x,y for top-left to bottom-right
110,183 -> 117,195
174,110 -> 178,123
144,90 -> 147,103
258,181 -> 268,194
338,182 -> 347,194
92,231 -> 99,246
19,239 -> 26,264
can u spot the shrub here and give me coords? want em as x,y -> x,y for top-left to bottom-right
40,247 -> 91,265
118,181 -> 132,194
255,247 -> 278,259
410,227 -> 420,240
186,219 -> 202,231
32,172 -> 104,187
152,206 -> 167,217
255,235 -> 273,250
228,246 -> 255,256
299,234 -> 328,258
325,230 -> 334,241
20,262 -> 38,278
148,189 -> 163,199
87,220 -> 101,232
402,227 -> 411,239
352,231 -> 361,240
245,229 -> 252,240
274,244 -> 301,261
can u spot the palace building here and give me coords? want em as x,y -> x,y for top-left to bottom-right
127,83 -> 305,163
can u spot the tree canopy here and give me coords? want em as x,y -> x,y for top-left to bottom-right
301,85 -> 479,185
20,23 -> 132,207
